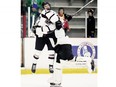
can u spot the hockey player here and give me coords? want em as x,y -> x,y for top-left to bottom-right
31,2 -> 59,77
48,22 -> 75,86
48,24 -> 95,86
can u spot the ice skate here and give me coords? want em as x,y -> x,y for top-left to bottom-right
48,77 -> 61,87
91,59 -> 95,71
50,82 -> 62,87
31,63 -> 36,73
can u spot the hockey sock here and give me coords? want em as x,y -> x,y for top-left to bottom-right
48,51 -> 55,74
31,55 -> 39,73
31,50 -> 41,73
53,62 -> 62,84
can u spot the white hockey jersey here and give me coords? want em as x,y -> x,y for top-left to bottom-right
35,9 -> 71,45
35,9 -> 59,35
55,28 -> 71,45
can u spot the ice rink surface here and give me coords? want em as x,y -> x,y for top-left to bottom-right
21,74 -> 97,87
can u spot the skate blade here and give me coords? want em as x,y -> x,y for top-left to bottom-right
50,83 -> 62,87
50,86 -> 62,87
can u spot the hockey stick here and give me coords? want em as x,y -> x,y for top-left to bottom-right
72,0 -> 94,17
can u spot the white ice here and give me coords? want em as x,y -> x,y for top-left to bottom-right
21,74 -> 97,87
